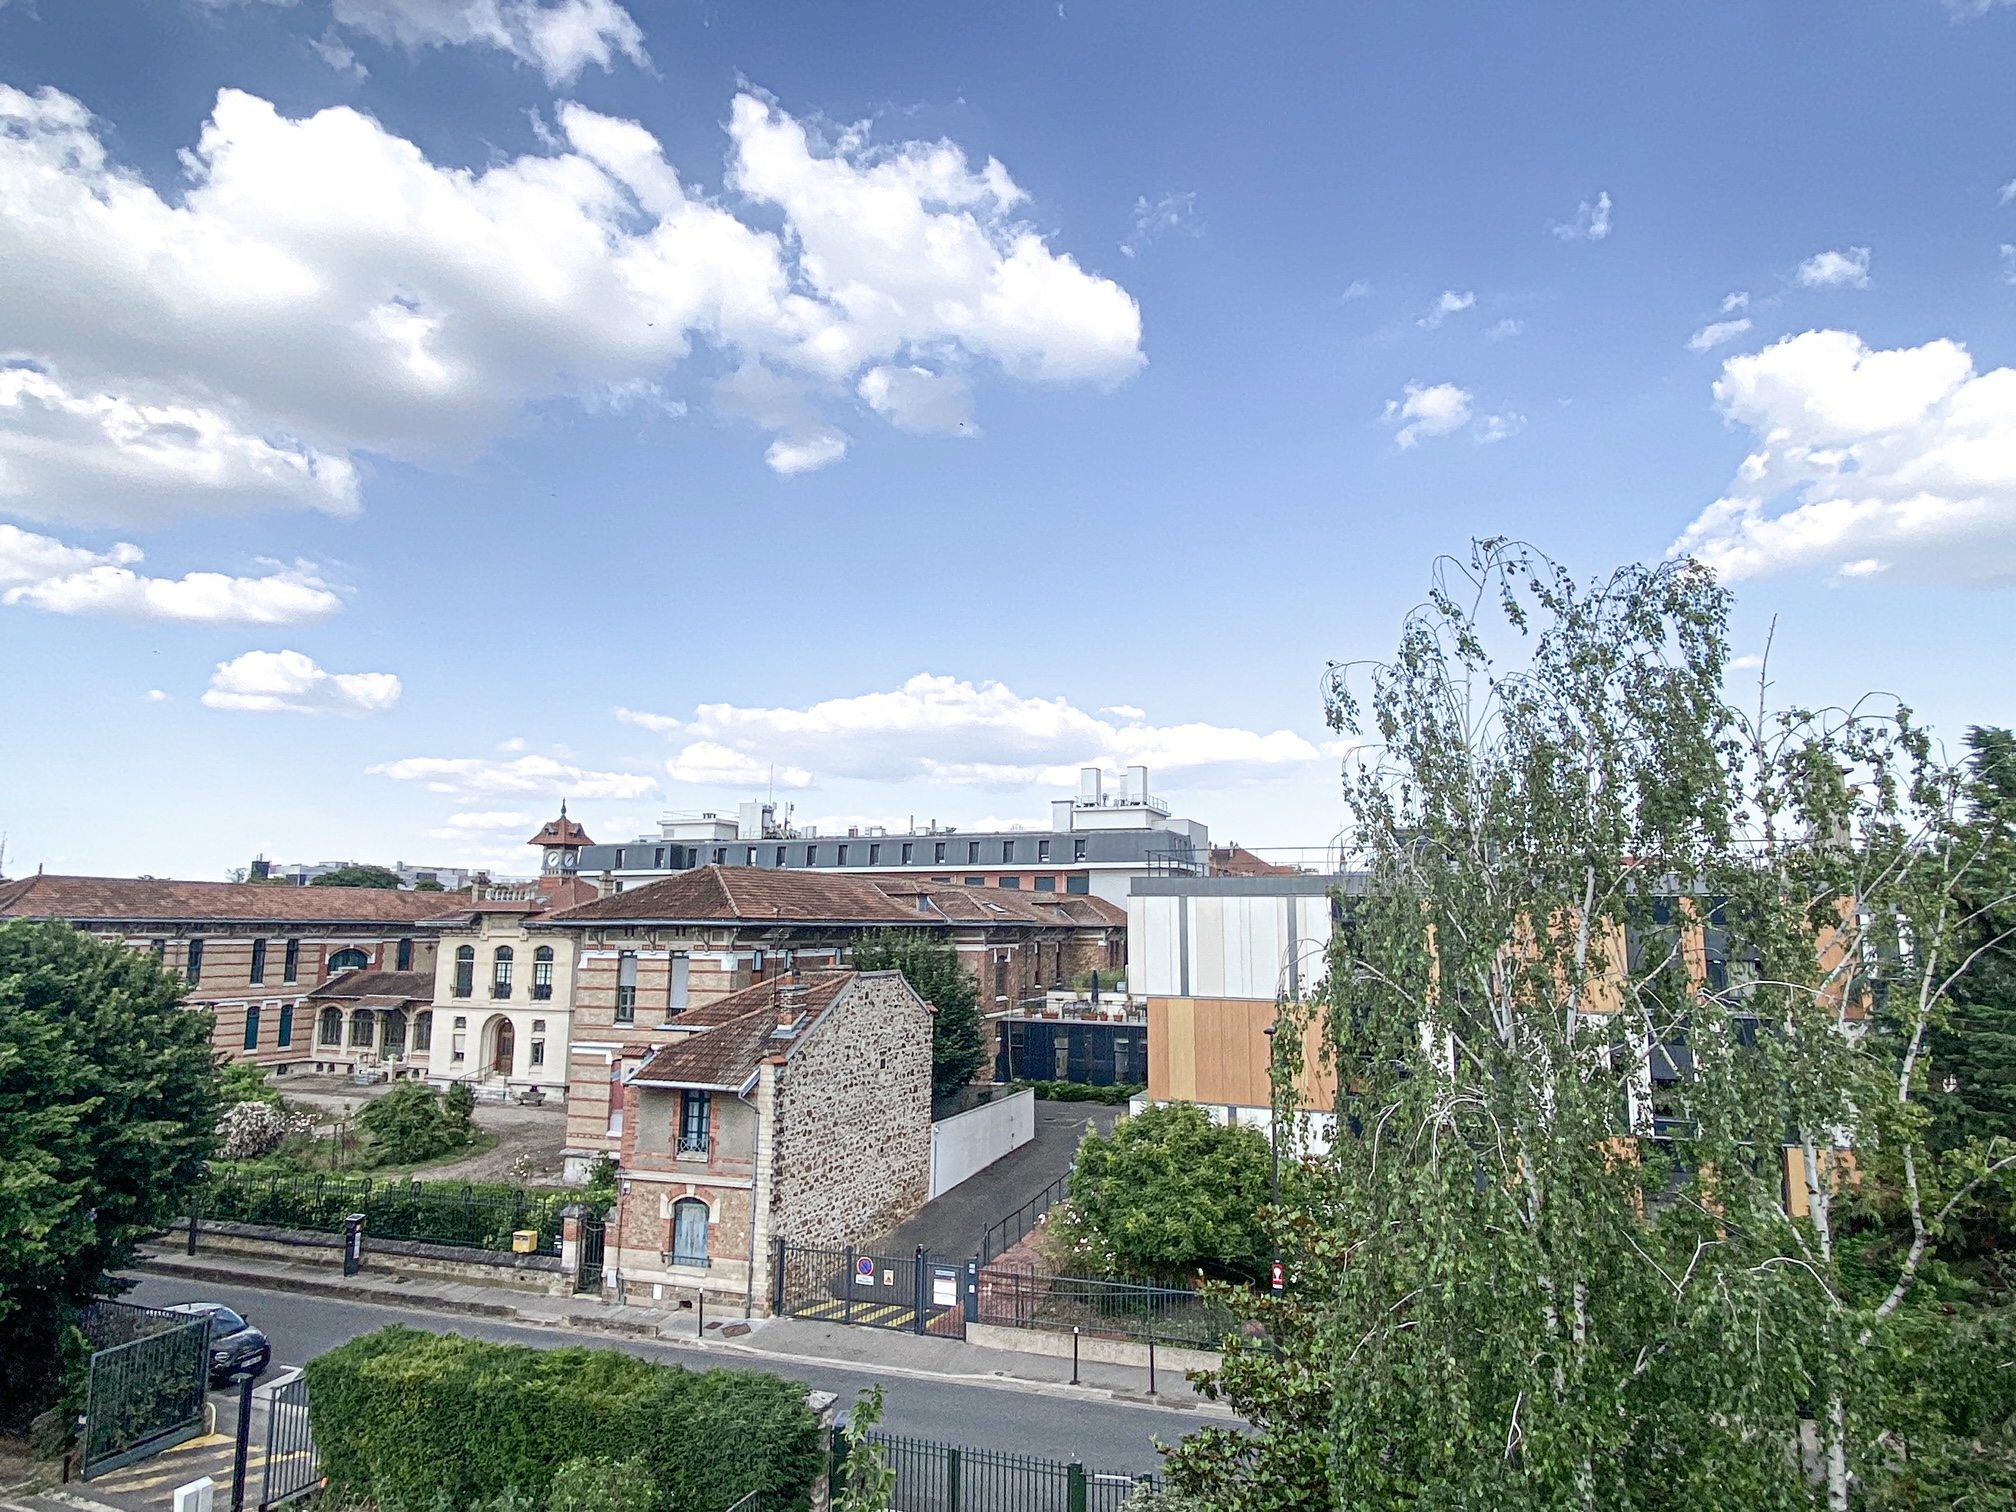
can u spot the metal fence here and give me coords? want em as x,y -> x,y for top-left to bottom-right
974,1264 -> 1238,1351
861,1431 -> 1154,1512
257,1373 -> 322,1510
79,1305 -> 209,1479
978,1173 -> 1071,1265
201,1171 -> 568,1256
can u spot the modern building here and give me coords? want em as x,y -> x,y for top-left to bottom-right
261,859 -> 496,890
569,767 -> 1210,906
0,873 -> 464,1071
599,968 -> 934,1310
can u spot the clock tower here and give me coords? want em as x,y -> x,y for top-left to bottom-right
528,802 -> 594,874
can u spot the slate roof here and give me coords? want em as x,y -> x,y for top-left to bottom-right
870,879 -> 1126,929
631,970 -> 860,1090
306,969 -> 437,1003
544,866 -> 929,927
0,874 -> 468,925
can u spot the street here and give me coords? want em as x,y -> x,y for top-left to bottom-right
120,1277 -> 1201,1480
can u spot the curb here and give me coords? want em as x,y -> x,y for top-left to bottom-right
127,1257 -> 1232,1420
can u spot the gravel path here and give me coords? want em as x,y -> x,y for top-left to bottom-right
270,1075 -> 571,1186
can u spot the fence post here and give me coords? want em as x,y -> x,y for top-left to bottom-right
843,1247 -> 855,1326
770,1237 -> 786,1315
946,1443 -> 962,1512
913,1246 -> 927,1335
1067,1462 -> 1087,1512
828,1422 -> 849,1501
228,1372 -> 255,1512
187,1190 -> 200,1257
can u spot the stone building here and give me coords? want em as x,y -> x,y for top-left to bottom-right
600,969 -> 933,1310
0,873 -> 462,1071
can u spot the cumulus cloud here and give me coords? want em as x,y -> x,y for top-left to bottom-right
857,364 -> 975,436
0,81 -> 1143,513
1728,654 -> 1766,671
1119,191 -> 1199,258
1550,190 -> 1613,242
145,689 -> 170,702
368,751 -> 658,799
1670,328 -> 2016,585
1796,246 -> 1872,289
0,523 -> 342,622
1382,382 -> 1469,447
1687,317 -> 1754,353
2002,244 -> 2016,284
619,673 -> 1329,791
202,648 -> 401,714
1416,290 -> 1475,330
424,810 -> 533,840
1475,410 -> 1526,444
329,0 -> 647,85
1723,291 -> 1750,313
1484,318 -> 1523,342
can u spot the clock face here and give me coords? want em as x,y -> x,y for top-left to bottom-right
544,851 -> 561,871
559,852 -> 576,870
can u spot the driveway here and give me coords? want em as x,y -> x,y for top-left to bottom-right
874,1098 -> 1121,1259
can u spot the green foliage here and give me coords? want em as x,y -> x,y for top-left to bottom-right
305,1327 -> 822,1512
443,1079 -> 477,1131
0,921 -> 216,1427
203,1171 -> 568,1253
1054,1103 -> 1273,1283
833,1386 -> 895,1512
582,1153 -> 619,1212
216,1059 -> 282,1109
546,1455 -> 660,1512
309,865 -> 406,890
412,879 -> 447,892
850,931 -> 986,1099
356,1083 -> 469,1168
1015,1079 -> 1142,1105
1071,969 -> 1124,994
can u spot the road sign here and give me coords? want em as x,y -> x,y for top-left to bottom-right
1270,1260 -> 1285,1293
855,1256 -> 875,1280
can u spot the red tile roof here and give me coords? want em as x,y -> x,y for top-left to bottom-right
307,969 -> 436,1003
632,971 -> 861,1089
871,880 -> 1126,929
545,866 -> 929,926
0,874 -> 468,925
529,812 -> 594,848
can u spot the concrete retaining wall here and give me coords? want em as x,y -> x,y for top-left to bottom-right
166,1218 -> 571,1296
929,1088 -> 1036,1200
966,1319 -> 1222,1375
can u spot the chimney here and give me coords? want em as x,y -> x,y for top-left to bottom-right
775,979 -> 809,1034
1080,767 -> 1103,804
1126,764 -> 1149,803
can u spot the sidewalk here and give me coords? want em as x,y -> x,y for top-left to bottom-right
127,1247 -> 1226,1417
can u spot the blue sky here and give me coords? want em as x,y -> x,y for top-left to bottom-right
1,0 -> 2013,879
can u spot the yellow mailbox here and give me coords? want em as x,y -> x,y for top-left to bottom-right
511,1229 -> 538,1255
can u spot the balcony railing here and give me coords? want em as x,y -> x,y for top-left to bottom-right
531,983 -> 553,1001
677,1131 -> 711,1159
491,985 -> 513,1000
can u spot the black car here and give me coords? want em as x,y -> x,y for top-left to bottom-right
166,1303 -> 271,1386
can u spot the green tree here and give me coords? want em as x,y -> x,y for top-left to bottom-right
0,921 -> 216,1424
1166,543 -> 2016,1510
216,1059 -> 281,1109
356,1082 -> 464,1167
849,930 -> 987,1099
308,864 -> 405,890
443,1078 -> 476,1131
1053,1102 -> 1273,1282
412,878 -> 446,892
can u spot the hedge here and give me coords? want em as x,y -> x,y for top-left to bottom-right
305,1327 -> 823,1512
202,1172 -> 570,1255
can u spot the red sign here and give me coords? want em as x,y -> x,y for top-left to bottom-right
1270,1260 -> 1285,1292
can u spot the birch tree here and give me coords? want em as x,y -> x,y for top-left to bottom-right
1164,542 -> 2016,1509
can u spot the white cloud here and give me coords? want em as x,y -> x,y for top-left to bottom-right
1723,291 -> 1750,313
1475,410 -> 1526,444
1550,190 -> 1613,242
1383,382 -> 1472,447
0,522 -> 342,622
2000,179 -> 2016,206
328,0 -> 647,85
1484,318 -> 1523,342
145,688 -> 170,702
202,648 -> 401,715
0,82 -> 1142,520
310,30 -> 369,78
1119,191 -> 1199,258
368,751 -> 658,798
1671,328 -> 2016,585
765,429 -> 848,475
1416,290 -> 1475,330
433,810 -> 532,831
1687,317 -> 1754,353
1796,246 -> 1872,289
857,365 -> 976,436
619,673 -> 1328,791
1339,279 -> 1372,302
1100,704 -> 1146,720
1728,654 -> 1766,671
2001,244 -> 2016,284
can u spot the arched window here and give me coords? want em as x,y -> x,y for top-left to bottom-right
347,1012 -> 374,1048
670,1198 -> 710,1266
414,1010 -> 433,1053
492,945 -> 515,999
532,945 -> 555,1001
453,945 -> 475,999
317,1006 -> 342,1045
328,947 -> 369,973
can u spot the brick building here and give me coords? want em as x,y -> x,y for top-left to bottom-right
600,969 -> 933,1310
0,873 -> 464,1071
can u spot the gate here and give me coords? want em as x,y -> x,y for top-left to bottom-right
78,1304 -> 209,1479
773,1242 -> 967,1336
575,1210 -> 606,1293
257,1372 -> 322,1510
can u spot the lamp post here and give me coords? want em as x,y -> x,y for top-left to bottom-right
1262,1022 -> 1283,1295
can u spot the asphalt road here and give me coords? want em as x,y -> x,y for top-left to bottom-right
121,1276 -> 1199,1479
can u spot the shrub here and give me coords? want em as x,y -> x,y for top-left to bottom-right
216,1060 -> 282,1108
583,1153 -> 619,1210
357,1084 -> 466,1168
1017,1080 -> 1143,1105
306,1327 -> 823,1512
216,1100 -> 288,1160
443,1080 -> 476,1131
548,1455 -> 659,1512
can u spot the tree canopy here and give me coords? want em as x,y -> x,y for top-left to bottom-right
0,921 -> 216,1424
848,931 -> 987,1099
308,864 -> 406,890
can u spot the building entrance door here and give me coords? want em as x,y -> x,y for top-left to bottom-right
492,1019 -> 515,1075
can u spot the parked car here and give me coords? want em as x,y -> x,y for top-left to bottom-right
165,1303 -> 271,1386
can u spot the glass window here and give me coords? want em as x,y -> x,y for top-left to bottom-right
616,951 -> 637,1024
804,845 -> 817,866
206,1307 -> 246,1337
998,877 -> 1021,890
243,1004 -> 261,1050
318,1007 -> 342,1045
1073,838 -> 1087,861
668,954 -> 690,1016
837,844 -> 849,865
1002,841 -> 1014,863
680,1090 -> 711,1152
453,945 -> 474,998
671,1198 -> 709,1265
348,1013 -> 374,1048
396,938 -> 414,971
532,946 -> 554,1000
250,939 -> 267,985
868,843 -> 880,864
283,939 -> 299,983
968,841 -> 980,863
530,1039 -> 545,1066
746,847 -> 757,865
901,842 -> 913,864
492,946 -> 514,999
775,846 -> 787,866
277,1003 -> 293,1047
934,841 -> 947,864
414,1011 -> 433,1052
965,876 -> 984,887
151,938 -> 166,961
186,938 -> 205,984
606,1062 -> 624,1137
1038,839 -> 1051,862
713,847 -> 726,864
328,948 -> 369,973
1035,876 -> 1056,892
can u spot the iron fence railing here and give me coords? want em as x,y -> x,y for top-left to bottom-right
258,1373 -> 322,1510
80,1311 -> 209,1479
974,1265 -> 1239,1351
201,1171 -> 568,1256
978,1174 -> 1071,1265
860,1430 -> 1155,1512
720,1493 -> 763,1512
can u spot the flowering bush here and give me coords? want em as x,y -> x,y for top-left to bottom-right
217,1099 -> 288,1160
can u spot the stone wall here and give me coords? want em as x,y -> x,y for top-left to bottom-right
768,971 -> 933,1249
